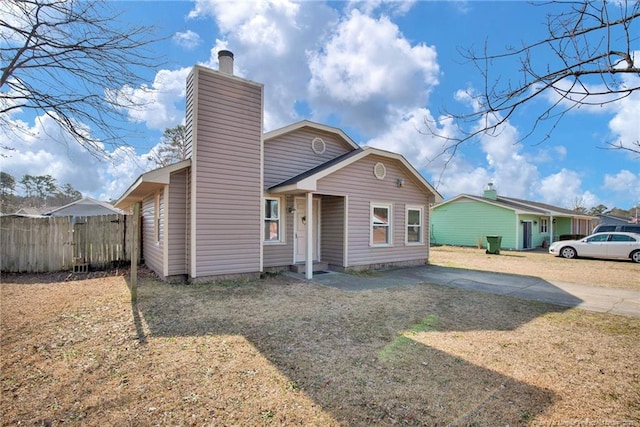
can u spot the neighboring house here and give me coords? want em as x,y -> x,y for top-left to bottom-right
595,213 -> 637,229
430,183 -> 595,250
44,197 -> 122,217
115,51 -> 443,282
10,207 -> 48,217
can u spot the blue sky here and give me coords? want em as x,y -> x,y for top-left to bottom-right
2,0 -> 639,211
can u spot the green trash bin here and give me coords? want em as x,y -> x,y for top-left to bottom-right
486,235 -> 502,254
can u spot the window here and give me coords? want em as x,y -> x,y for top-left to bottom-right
371,203 -> 392,245
539,218 -> 548,233
264,198 -> 281,242
406,206 -> 423,244
586,234 -> 608,242
609,234 -> 637,242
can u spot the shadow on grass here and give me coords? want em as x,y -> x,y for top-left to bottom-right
127,266 -> 575,425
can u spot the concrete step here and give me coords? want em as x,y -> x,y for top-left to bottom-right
290,261 -> 329,273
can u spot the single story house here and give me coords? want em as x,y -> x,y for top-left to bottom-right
430,183 -> 595,250
115,51 -> 443,282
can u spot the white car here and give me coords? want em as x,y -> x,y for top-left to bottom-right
549,232 -> 640,263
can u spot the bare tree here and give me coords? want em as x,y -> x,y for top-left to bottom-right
0,0 -> 163,159
427,0 -> 640,161
148,125 -> 188,167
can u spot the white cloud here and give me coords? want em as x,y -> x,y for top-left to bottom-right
173,30 -> 202,50
536,169 -> 598,209
191,1 -> 337,131
0,113 -> 156,202
603,170 -> 639,193
112,67 -> 191,130
307,9 -> 439,135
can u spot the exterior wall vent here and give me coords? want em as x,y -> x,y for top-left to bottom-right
311,137 -> 326,154
373,162 -> 386,180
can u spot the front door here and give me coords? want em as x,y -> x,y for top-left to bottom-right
523,221 -> 532,249
294,197 -> 320,263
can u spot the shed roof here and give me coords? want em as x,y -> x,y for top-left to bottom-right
114,159 -> 191,209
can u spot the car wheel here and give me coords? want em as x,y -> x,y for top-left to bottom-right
631,250 -> 640,263
560,246 -> 577,259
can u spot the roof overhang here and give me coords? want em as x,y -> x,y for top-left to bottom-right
264,120 -> 360,150
115,159 -> 191,209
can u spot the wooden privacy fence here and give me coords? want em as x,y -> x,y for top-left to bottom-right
1,214 -> 135,273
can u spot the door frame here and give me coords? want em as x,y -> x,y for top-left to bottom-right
294,196 -> 321,263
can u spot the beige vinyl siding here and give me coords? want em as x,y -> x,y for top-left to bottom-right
317,155 -> 433,267
264,128 -> 354,188
167,170 -> 187,276
142,193 -> 163,278
191,67 -> 263,277
263,195 -> 294,268
320,195 -> 345,267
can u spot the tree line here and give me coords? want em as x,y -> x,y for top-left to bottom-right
0,172 -> 82,214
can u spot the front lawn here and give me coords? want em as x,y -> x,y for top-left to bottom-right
2,268 -> 638,426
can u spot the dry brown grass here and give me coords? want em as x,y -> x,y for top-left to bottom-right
2,255 -> 639,426
429,245 -> 640,290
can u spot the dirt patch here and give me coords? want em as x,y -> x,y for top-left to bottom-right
429,245 -> 640,290
2,265 -> 638,426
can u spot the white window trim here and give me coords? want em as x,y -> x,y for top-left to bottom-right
370,202 -> 393,247
540,218 -> 549,233
264,196 -> 284,244
405,205 -> 424,245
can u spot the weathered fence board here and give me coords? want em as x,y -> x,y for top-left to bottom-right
1,214 -> 134,273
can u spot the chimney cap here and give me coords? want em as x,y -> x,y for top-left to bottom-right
218,50 -> 234,59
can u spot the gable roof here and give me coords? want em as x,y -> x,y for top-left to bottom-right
269,146 -> 443,201
433,193 -> 595,219
264,120 -> 360,150
45,197 -> 122,216
115,159 -> 191,209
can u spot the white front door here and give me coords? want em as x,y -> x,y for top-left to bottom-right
294,197 -> 320,263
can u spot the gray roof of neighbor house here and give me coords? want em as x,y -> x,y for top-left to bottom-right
434,194 -> 595,219
44,197 -> 122,217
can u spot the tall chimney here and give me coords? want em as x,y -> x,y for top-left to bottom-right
218,50 -> 234,75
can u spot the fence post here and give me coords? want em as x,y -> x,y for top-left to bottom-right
130,203 -> 140,303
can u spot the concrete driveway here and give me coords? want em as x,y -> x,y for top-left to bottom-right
291,265 -> 640,318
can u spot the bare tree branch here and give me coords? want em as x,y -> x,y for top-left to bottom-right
427,0 -> 640,165
0,0 -> 165,159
